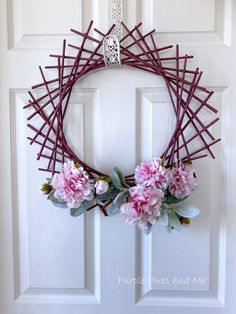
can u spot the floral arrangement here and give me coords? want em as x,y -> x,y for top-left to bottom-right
40,158 -> 200,234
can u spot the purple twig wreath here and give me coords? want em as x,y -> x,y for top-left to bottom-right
24,21 -> 220,234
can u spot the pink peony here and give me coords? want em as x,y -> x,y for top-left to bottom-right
168,162 -> 198,199
120,185 -> 164,230
52,161 -> 94,208
134,158 -> 168,190
119,202 -> 141,224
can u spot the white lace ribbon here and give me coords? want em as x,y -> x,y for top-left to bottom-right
103,35 -> 121,67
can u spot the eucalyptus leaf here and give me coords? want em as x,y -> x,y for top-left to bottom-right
157,210 -> 169,226
70,206 -> 85,217
113,167 -> 128,187
96,186 -> 120,202
173,204 -> 200,218
165,193 -> 187,204
168,212 -> 182,232
167,224 -> 173,233
107,202 -> 121,215
143,223 -> 153,235
113,190 -> 129,209
50,193 -> 68,208
47,190 -> 55,200
70,199 -> 96,217
110,169 -> 122,188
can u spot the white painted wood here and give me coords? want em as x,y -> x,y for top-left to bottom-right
136,88 -> 176,161
0,0 -> 236,313
154,0 -> 215,32
10,90 -> 100,304
8,0 -> 97,49
139,0 -> 232,46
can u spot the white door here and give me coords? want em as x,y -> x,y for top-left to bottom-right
0,0 -> 236,313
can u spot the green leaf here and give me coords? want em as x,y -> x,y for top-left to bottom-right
113,167 -> 128,187
96,186 -> 120,202
173,204 -> 200,218
157,210 -> 169,226
165,193 -> 187,204
113,190 -> 129,208
110,169 -> 122,188
107,202 -> 121,215
107,190 -> 129,216
70,206 -> 85,217
168,212 -> 182,232
47,190 -> 55,200
143,223 -> 153,235
167,224 -> 173,233
49,193 -> 68,208
70,199 -> 96,217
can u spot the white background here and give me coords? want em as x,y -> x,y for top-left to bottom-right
0,0 -> 236,313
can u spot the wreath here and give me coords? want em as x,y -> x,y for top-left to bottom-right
24,21 -> 220,234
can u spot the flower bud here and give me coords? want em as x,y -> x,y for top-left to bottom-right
95,180 -> 109,195
40,183 -> 52,195
180,217 -> 190,225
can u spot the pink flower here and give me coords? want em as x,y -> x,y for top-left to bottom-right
120,202 -> 141,224
120,185 -> 164,230
95,180 -> 109,195
168,162 -> 198,199
52,161 -> 94,208
134,158 -> 168,189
